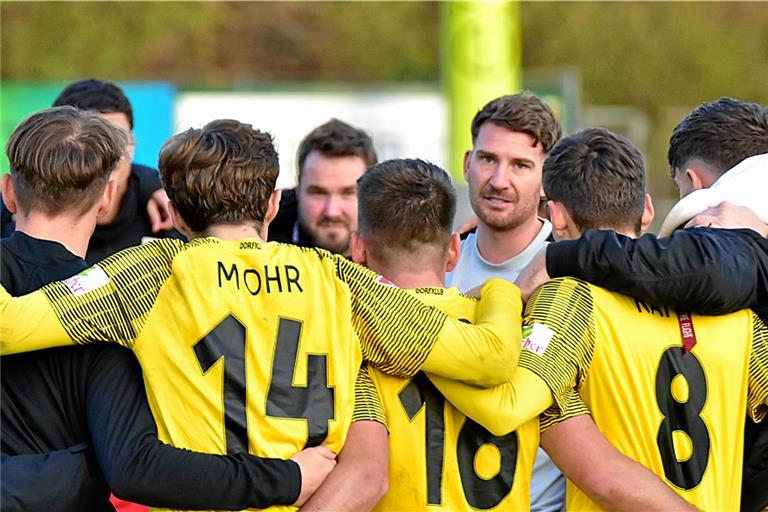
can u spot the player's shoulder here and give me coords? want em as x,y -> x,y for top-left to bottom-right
265,242 -> 346,277
97,237 -> 187,271
411,286 -> 478,322
412,286 -> 477,302
531,276 -> 594,302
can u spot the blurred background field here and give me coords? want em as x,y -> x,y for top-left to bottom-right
2,1 -> 767,228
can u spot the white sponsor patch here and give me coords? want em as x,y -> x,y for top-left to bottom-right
521,323 -> 555,356
63,265 -> 110,297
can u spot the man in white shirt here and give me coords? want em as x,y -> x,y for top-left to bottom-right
447,92 -> 564,511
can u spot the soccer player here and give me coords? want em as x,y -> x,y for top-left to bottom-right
0,119 -> 521,511
0,106 -> 335,511
269,118 -> 377,257
352,158 -> 537,510
519,128 -> 767,509
516,97 -> 768,511
446,92 -> 564,511
336,157 -> 689,511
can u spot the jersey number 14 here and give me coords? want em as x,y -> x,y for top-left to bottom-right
194,314 -> 335,454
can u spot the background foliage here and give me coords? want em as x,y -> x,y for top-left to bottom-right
2,1 -> 767,208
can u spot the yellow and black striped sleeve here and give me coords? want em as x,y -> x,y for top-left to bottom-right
334,256 -> 522,387
539,388 -> 592,432
334,255 -> 446,378
39,240 -> 185,349
748,314 -> 768,422
352,364 -> 388,427
518,277 -> 596,419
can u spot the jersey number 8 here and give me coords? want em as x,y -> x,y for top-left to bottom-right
655,346 -> 710,490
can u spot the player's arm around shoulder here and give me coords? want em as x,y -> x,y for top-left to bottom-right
518,277 -> 596,415
422,277 -> 523,388
0,280 -> 72,354
428,367 -> 552,436
1,240 -> 182,354
336,256 -> 520,387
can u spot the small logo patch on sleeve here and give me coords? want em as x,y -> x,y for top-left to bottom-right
522,322 -> 555,356
63,265 -> 110,296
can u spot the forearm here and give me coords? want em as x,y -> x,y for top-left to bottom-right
421,278 -> 522,387
90,348 -> 300,509
302,421 -> 388,511
428,368 -> 552,436
546,228 -> 764,315
542,415 -> 696,511
108,443 -> 300,509
0,286 -> 73,354
584,459 -> 696,511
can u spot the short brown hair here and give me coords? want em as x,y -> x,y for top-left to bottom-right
543,128 -> 646,235
6,105 -> 126,216
296,119 -> 377,181
471,93 -> 562,152
159,119 -> 279,233
357,158 -> 455,264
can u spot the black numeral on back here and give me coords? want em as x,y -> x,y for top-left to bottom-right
193,314 -> 248,454
266,318 -> 335,448
655,346 -> 710,489
194,315 -> 335,453
399,372 -> 518,508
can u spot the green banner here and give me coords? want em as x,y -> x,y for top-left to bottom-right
441,0 -> 522,180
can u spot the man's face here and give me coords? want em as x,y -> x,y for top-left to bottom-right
297,151 -> 367,255
464,123 -> 545,232
97,111 -> 134,224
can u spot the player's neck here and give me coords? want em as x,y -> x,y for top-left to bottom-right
201,223 -> 267,242
475,216 -> 543,264
380,268 -> 446,289
15,209 -> 95,259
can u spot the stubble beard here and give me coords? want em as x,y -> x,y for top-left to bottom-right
471,192 -> 539,233
311,223 -> 352,255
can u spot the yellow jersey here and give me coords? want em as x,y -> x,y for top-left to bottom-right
519,277 -> 768,511
0,238 -> 522,511
371,287 -> 539,511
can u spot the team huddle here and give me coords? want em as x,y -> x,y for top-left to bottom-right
1,79 -> 767,512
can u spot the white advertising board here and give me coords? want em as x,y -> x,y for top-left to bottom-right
176,89 -> 449,189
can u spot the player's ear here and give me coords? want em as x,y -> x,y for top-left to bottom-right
686,168 -> 706,192
0,174 -> 18,214
640,193 -> 655,233
463,150 -> 472,182
96,179 -> 117,221
445,232 -> 461,273
547,200 -> 573,241
167,201 -> 194,238
350,231 -> 367,265
264,189 -> 282,226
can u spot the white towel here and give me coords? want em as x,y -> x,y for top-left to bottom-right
659,153 -> 768,237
